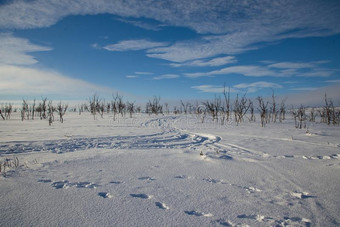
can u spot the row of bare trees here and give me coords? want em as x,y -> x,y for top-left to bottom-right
1,98 -> 68,125
1,91 -> 339,129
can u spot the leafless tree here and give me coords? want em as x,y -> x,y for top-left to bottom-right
127,101 -> 135,118
309,107 -> 316,122
233,94 -> 249,125
48,101 -> 54,126
146,97 -> 163,115
322,93 -> 339,125
292,105 -> 307,129
0,109 -> 4,120
279,99 -> 287,122
203,96 -> 222,122
270,91 -> 278,123
180,100 -> 191,114
249,100 -> 255,122
89,94 -> 101,120
56,102 -> 68,123
41,98 -> 47,119
257,96 -> 269,127
223,84 -> 231,121
21,99 -> 29,121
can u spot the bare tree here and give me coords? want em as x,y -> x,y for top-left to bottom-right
147,96 -> 163,115
279,98 -> 287,122
127,101 -> 135,118
41,98 -> 47,119
249,100 -> 255,122
203,96 -> 222,122
180,100 -> 191,114
270,91 -> 278,123
309,107 -> 316,122
56,102 -> 68,123
3,103 -> 13,120
21,99 -> 29,121
89,94 -> 101,120
233,94 -> 249,125
292,105 -> 307,129
0,109 -> 4,120
257,96 -> 268,127
48,101 -> 54,126
223,84 -> 231,121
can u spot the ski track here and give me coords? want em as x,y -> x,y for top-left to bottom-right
1,115 -> 339,226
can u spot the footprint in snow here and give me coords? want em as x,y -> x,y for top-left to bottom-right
51,181 -> 70,189
138,176 -> 156,181
155,202 -> 169,210
109,181 -> 123,184
290,191 -> 316,199
203,178 -> 227,184
130,193 -> 152,199
214,219 -> 234,226
98,192 -> 113,199
185,210 -> 213,217
38,179 -> 52,183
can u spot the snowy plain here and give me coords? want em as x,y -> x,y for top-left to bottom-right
0,112 -> 339,226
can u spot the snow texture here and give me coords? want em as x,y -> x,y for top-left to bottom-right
0,113 -> 339,226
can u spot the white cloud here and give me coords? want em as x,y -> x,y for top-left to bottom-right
117,17 -> 165,31
0,33 -> 51,65
135,71 -> 153,75
191,85 -> 235,93
325,79 -> 340,83
289,87 -> 318,91
126,75 -> 138,78
1,0 -> 339,63
153,74 -> 179,80
185,65 -> 278,78
0,65 -> 117,99
234,81 -> 282,93
191,82 -> 281,94
297,70 -> 334,77
103,39 -> 167,51
268,62 -> 316,69
170,56 -> 236,67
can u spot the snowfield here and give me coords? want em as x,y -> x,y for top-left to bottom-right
0,113 -> 339,226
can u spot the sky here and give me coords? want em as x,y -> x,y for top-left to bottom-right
0,0 -> 340,105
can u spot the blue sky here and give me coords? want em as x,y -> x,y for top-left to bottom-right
1,0 -> 340,104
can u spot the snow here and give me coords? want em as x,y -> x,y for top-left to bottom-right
0,113 -> 339,226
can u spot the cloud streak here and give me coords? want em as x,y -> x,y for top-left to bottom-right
185,61 -> 335,78
0,65 -> 117,99
103,39 -> 167,51
0,33 -> 51,65
170,56 -> 237,67
153,74 -> 179,80
0,0 -> 339,63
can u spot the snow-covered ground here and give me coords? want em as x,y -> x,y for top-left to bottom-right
0,113 -> 339,226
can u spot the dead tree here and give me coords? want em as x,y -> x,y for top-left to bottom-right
127,101 -> 135,118
56,102 -> 68,123
89,94 -> 101,120
279,99 -> 287,122
180,100 -> 191,114
203,96 -> 222,122
257,96 -> 268,127
41,98 -> 47,119
249,100 -> 255,122
233,94 -> 249,125
21,99 -> 29,121
147,97 -> 163,115
309,107 -> 316,122
223,84 -> 231,121
0,109 -> 4,120
270,91 -> 278,123
48,101 -> 54,126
